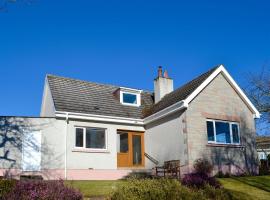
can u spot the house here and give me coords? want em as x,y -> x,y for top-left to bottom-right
257,136 -> 270,160
0,65 -> 260,180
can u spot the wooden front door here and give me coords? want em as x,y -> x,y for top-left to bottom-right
117,131 -> 144,168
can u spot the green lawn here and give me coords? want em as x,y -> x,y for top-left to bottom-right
66,176 -> 270,199
218,176 -> 270,200
66,180 -> 124,198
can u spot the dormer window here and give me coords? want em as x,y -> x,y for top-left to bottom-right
119,87 -> 142,107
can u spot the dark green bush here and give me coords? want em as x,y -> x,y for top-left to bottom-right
109,178 -> 236,200
0,179 -> 16,199
193,158 -> 213,175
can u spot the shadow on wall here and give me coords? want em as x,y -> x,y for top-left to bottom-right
204,113 -> 259,176
0,117 -> 64,180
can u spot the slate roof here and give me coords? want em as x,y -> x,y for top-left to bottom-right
47,75 -> 154,119
143,66 -> 219,117
47,66 -> 219,119
257,137 -> 270,149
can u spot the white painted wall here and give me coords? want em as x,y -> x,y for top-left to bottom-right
40,80 -> 55,117
66,119 -> 145,170
144,111 -> 187,169
0,117 -> 66,171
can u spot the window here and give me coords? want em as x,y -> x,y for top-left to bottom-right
206,120 -> 240,144
123,93 -> 137,104
119,87 -> 141,106
75,127 -> 106,150
75,128 -> 84,147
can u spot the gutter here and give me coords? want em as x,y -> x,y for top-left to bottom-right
143,100 -> 188,125
55,111 -> 144,125
55,101 -> 188,126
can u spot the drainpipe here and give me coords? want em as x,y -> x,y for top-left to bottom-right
64,113 -> 69,180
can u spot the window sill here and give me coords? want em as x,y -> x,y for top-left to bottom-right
206,143 -> 244,148
72,148 -> 110,153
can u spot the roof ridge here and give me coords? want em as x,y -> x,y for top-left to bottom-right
46,74 -> 153,94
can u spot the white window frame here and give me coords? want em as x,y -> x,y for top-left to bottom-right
206,119 -> 241,145
120,90 -> 141,107
74,127 -> 108,151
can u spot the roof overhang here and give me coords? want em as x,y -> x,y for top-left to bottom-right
143,100 -> 188,124
55,111 -> 144,125
184,65 -> 260,118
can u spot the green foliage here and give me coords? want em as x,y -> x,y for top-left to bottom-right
0,179 -> 16,198
109,178 -> 236,200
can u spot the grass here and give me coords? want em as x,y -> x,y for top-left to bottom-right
66,176 -> 270,199
218,176 -> 270,200
66,180 -> 124,198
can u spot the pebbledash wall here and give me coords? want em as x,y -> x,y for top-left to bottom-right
0,117 -> 66,180
185,73 -> 258,175
65,119 -> 144,180
0,117 -> 146,180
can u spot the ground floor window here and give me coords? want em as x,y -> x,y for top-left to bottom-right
75,127 -> 107,149
206,120 -> 240,144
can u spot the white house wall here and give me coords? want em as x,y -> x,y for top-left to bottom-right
144,111 -> 188,172
66,119 -> 145,170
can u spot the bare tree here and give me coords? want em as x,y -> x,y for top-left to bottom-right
0,0 -> 34,11
245,66 -> 270,134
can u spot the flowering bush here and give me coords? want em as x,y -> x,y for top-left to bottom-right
181,173 -> 221,189
5,180 -> 82,200
0,179 -> 16,198
182,158 -> 220,189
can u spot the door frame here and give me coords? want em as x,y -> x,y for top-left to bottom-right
117,130 -> 145,168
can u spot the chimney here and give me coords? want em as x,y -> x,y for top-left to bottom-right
154,66 -> 174,103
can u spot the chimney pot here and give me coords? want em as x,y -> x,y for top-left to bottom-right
158,66 -> 163,77
164,70 -> 169,78
154,67 -> 174,103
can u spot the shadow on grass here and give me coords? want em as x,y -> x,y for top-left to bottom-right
232,176 -> 270,193
224,189 -> 254,200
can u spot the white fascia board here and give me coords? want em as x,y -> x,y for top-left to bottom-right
144,100 -> 188,125
184,65 -> 260,119
55,111 -> 144,125
120,87 -> 142,94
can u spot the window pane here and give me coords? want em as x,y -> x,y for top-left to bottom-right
132,135 -> 142,165
86,128 -> 106,149
232,124 -> 240,143
119,133 -> 128,153
123,93 -> 137,104
75,128 -> 84,147
215,122 -> 231,143
207,121 -> 215,142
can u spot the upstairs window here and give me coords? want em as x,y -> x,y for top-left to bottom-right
206,120 -> 240,145
119,87 -> 141,107
123,93 -> 137,104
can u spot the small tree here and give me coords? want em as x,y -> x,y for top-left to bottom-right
245,67 -> 270,134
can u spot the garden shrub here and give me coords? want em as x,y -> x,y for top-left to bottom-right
109,178 -> 203,200
0,179 -> 16,199
109,178 -> 235,200
182,158 -> 221,189
5,180 -> 83,200
181,173 -> 221,189
193,158 -> 213,175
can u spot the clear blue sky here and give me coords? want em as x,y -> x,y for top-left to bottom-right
0,0 -> 269,116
